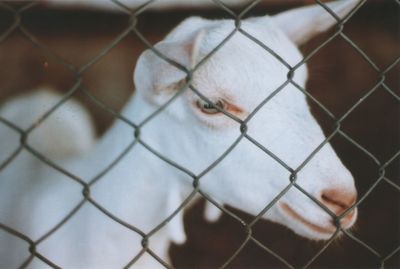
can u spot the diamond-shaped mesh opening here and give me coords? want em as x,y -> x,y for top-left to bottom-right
0,0 -> 398,268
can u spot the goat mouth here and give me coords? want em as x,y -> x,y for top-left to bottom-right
280,203 -> 336,235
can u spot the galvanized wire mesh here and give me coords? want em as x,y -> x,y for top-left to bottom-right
0,0 -> 399,268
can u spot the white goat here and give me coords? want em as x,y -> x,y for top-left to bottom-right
0,1 -> 360,268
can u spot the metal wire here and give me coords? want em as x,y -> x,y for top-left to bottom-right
0,0 -> 398,268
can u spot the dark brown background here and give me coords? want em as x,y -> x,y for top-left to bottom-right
0,0 -> 398,268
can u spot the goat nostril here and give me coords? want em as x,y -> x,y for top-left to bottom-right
320,188 -> 357,215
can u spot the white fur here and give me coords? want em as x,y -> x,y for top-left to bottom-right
0,1 -> 361,268
0,90 -> 96,159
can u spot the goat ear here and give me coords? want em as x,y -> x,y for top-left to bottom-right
273,0 -> 361,45
134,17 -> 209,105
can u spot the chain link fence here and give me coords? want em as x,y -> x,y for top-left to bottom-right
0,0 -> 399,268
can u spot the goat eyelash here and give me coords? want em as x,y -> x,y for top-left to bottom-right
196,99 -> 226,115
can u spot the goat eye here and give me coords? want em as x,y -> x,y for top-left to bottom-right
196,99 -> 225,115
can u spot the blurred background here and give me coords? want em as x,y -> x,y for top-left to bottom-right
0,0 -> 398,268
